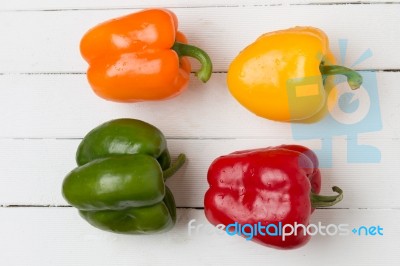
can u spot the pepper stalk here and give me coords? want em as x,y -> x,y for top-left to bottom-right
172,42 -> 213,83
310,186 -> 343,208
320,65 -> 363,90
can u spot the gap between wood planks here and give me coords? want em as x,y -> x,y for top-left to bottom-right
1,205 -> 399,211
0,69 -> 399,76
1,137 -> 398,141
1,2 -> 399,12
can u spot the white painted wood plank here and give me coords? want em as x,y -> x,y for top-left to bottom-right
0,5 -> 399,73
0,72 -> 398,139
1,138 -> 398,208
0,208 -> 398,265
0,2 -> 398,265
1,0 -> 398,11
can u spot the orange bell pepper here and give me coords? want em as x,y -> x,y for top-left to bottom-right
80,8 -> 212,102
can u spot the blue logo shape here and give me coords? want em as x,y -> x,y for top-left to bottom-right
289,40 -> 382,167
339,92 -> 359,113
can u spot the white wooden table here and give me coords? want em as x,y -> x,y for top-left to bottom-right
1,1 -> 399,265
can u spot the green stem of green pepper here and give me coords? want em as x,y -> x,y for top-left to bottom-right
163,153 -> 186,180
320,65 -> 363,90
172,42 -> 213,83
310,186 -> 343,208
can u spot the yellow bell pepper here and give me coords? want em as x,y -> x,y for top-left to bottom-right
227,27 -> 362,122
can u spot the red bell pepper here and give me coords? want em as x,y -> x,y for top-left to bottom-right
204,145 -> 343,249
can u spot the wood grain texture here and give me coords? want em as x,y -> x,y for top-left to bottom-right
0,5 -> 400,73
1,0 -> 398,10
0,208 -> 398,266
0,1 -> 399,265
0,73 -> 398,138
0,138 -> 399,208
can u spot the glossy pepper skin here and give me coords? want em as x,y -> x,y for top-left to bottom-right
204,145 -> 343,249
80,8 -> 213,102
227,27 -> 363,122
76,118 -> 172,170
62,119 -> 186,234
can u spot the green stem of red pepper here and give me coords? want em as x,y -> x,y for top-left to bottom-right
320,65 -> 363,90
310,186 -> 343,208
163,153 -> 186,180
172,42 -> 213,83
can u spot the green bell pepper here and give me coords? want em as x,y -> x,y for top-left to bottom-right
76,118 -> 172,169
62,119 -> 185,234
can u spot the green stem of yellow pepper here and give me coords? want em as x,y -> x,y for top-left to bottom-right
163,153 -> 186,180
320,65 -> 363,90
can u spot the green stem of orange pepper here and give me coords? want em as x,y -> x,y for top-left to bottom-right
320,65 -> 363,90
172,42 -> 213,83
